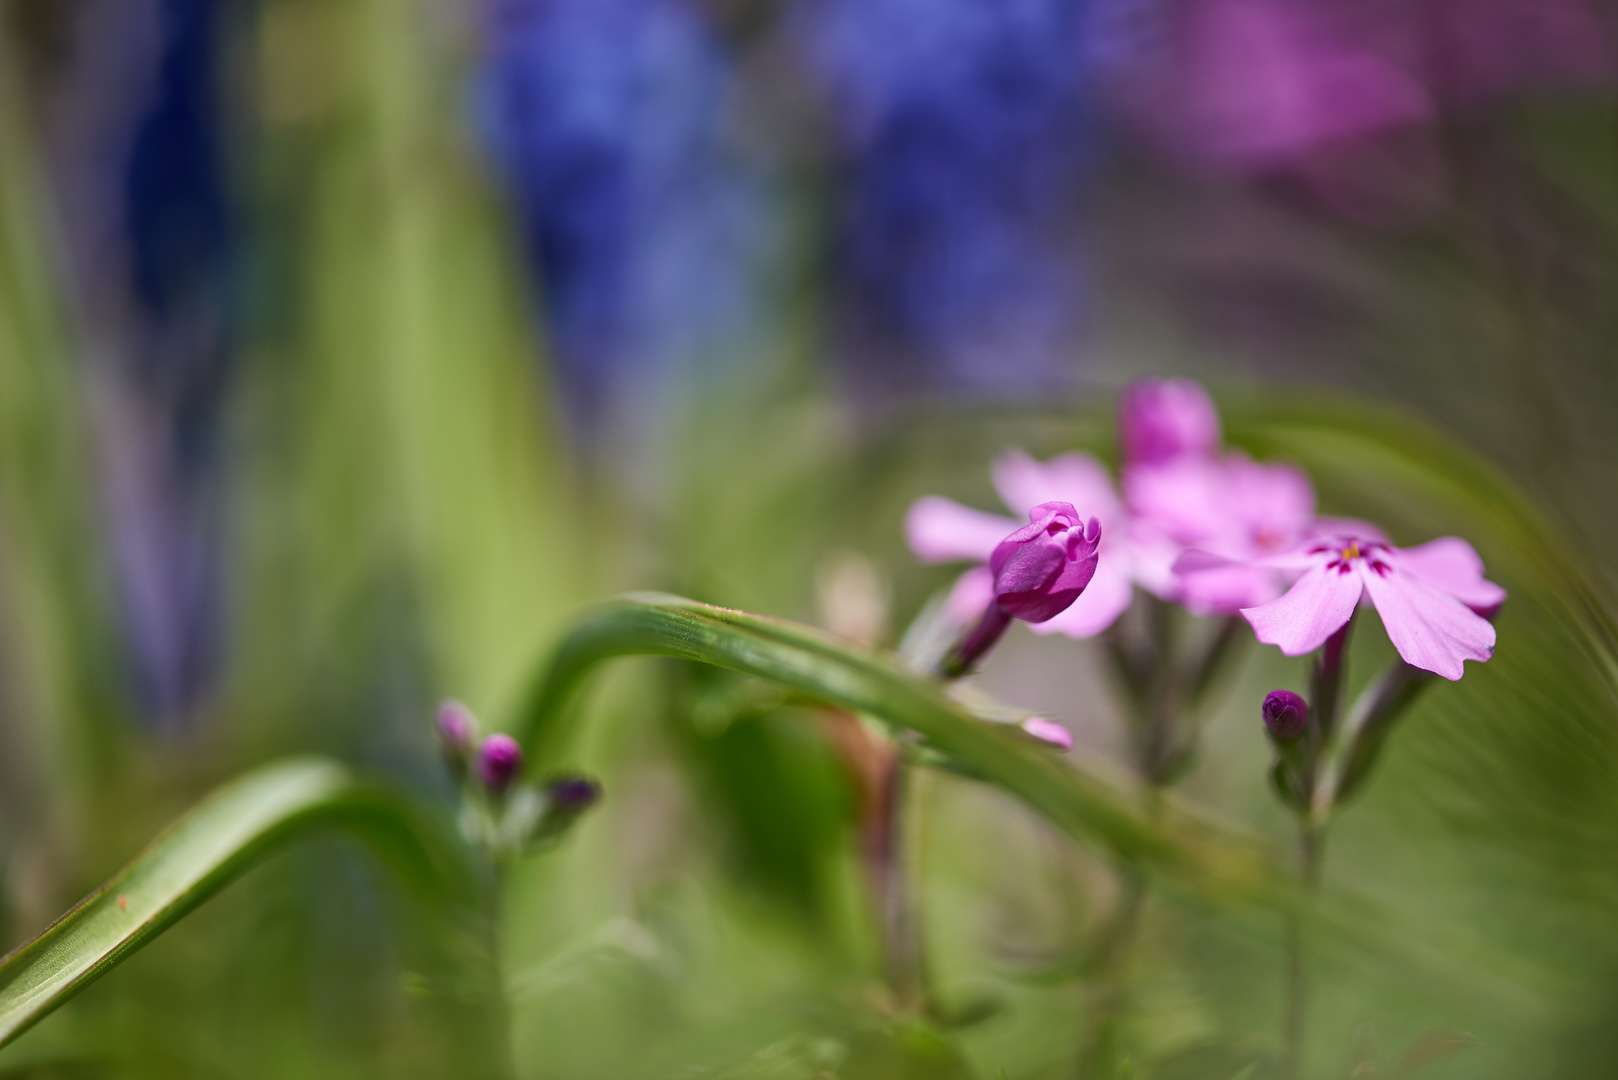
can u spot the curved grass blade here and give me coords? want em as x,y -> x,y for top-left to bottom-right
514,593 -> 1287,903
0,758 -> 471,1049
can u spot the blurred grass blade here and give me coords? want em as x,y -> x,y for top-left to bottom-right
0,758 -> 469,1049
516,593 -> 1284,904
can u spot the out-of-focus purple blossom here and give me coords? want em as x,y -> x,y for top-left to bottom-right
478,733 -> 525,793
476,0 -> 775,435
1091,0 -> 1610,196
1119,378 -> 1221,467
437,700 -> 478,768
800,0 -> 1092,394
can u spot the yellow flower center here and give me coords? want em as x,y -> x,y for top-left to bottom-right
1340,541 -> 1361,561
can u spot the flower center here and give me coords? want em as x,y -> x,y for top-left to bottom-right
1340,541 -> 1361,561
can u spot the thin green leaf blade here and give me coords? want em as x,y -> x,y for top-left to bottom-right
0,757 -> 468,1049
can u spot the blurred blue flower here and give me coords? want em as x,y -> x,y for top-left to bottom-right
800,0 -> 1093,395
44,0 -> 236,728
476,0 -> 775,435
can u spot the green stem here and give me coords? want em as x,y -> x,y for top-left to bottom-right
1282,822 -> 1325,1080
873,749 -> 925,1010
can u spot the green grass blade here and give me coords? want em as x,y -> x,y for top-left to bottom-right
514,593 -> 1281,903
0,758 -> 470,1049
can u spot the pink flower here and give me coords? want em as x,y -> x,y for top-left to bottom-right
1119,378 -> 1221,466
1128,453 -> 1315,613
908,450 -> 1137,638
1190,529 -> 1506,681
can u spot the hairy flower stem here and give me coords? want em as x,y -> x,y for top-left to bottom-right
1283,823 -> 1325,1080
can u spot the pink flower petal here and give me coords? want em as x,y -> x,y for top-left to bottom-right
1029,552 -> 1137,638
1124,458 -> 1228,543
906,497 -> 1017,563
1241,562 -> 1363,656
1392,537 -> 1506,615
1181,562 -> 1286,615
945,566 -> 995,624
991,450 -> 1122,523
1360,562 -> 1495,681
1019,717 -> 1073,751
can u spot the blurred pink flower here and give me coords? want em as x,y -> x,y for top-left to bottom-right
1182,528 -> 1506,680
1119,378 -> 1221,466
1094,0 -> 1611,194
1128,452 -> 1315,612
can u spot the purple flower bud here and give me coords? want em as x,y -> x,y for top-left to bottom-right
545,775 -> 601,812
437,700 -> 477,758
1262,690 -> 1310,741
1119,379 -> 1221,467
477,734 -> 524,793
989,501 -> 1102,623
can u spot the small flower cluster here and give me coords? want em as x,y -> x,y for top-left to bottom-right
910,378 -> 1502,682
906,378 -> 1503,797
437,700 -> 601,855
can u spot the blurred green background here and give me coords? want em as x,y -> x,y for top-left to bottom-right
2,0 -> 1618,1076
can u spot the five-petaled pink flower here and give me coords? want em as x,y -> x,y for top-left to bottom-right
1184,526 -> 1505,680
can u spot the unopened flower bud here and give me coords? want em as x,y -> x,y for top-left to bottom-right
436,700 -> 478,779
1119,378 -> 1221,467
478,734 -> 523,793
1262,690 -> 1310,741
546,775 -> 600,813
532,774 -> 602,843
989,502 -> 1102,624
940,503 -> 1102,678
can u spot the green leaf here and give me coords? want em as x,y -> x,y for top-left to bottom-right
0,758 -> 472,1049
513,593 -> 1286,905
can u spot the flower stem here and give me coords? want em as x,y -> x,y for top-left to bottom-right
1282,820 -> 1325,1080
872,748 -> 925,1010
938,604 -> 1012,679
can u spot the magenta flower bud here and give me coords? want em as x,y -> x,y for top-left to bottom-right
989,501 -> 1102,623
477,733 -> 524,793
940,503 -> 1102,678
1119,378 -> 1221,467
437,700 -> 476,756
1262,690 -> 1310,741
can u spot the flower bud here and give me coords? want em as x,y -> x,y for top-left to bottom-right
988,502 -> 1102,624
1262,689 -> 1310,741
940,503 -> 1102,678
437,700 -> 477,777
477,733 -> 524,793
1119,378 -> 1220,467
